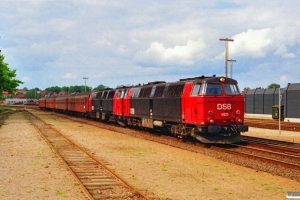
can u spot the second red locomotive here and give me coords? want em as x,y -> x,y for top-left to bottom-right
39,75 -> 248,144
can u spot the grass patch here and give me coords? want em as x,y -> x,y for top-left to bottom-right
37,149 -> 45,157
199,162 -> 210,167
56,190 -> 67,197
0,105 -> 12,112
162,163 -> 167,171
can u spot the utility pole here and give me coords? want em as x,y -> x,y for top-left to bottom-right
83,77 -> 88,92
279,88 -> 282,134
227,59 -> 236,78
219,38 -> 234,77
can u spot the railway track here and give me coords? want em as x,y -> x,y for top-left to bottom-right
241,135 -> 300,154
35,109 -> 300,181
23,110 -> 150,200
14,108 -> 300,182
212,144 -> 300,181
245,117 -> 300,132
0,112 -> 9,127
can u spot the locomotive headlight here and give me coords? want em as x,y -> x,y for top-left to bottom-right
236,117 -> 243,124
208,118 -> 215,124
220,77 -> 225,82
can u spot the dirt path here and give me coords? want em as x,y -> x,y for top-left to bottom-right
1,110 -> 300,199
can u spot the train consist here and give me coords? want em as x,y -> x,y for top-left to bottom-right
39,75 -> 248,143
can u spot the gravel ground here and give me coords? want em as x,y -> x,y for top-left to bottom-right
0,111 -> 87,200
1,109 -> 300,200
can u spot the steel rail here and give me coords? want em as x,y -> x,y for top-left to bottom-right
24,110 -> 150,200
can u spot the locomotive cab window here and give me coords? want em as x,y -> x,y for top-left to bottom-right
205,83 -> 222,95
224,84 -> 241,95
191,84 -> 201,96
191,83 -> 222,95
117,90 -> 125,98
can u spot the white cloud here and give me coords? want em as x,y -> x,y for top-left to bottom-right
231,28 -> 273,58
282,53 -> 295,59
133,40 -> 206,66
21,76 -> 31,82
62,73 -> 77,79
274,45 -> 287,55
280,75 -> 289,82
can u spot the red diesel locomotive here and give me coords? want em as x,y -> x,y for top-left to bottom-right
39,75 -> 248,143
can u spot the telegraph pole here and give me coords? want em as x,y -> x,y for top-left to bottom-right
219,38 -> 234,77
83,77 -> 88,92
227,59 -> 236,78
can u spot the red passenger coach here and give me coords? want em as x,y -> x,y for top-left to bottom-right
55,95 -> 68,112
38,98 -> 46,109
45,96 -> 56,110
68,92 -> 92,115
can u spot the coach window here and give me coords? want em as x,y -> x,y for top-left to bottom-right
224,84 -> 241,95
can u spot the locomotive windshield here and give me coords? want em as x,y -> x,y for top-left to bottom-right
191,83 -> 222,95
224,83 -> 241,95
191,82 -> 241,96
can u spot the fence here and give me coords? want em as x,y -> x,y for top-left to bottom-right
244,83 -> 300,118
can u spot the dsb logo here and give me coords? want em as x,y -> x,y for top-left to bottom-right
217,104 -> 231,110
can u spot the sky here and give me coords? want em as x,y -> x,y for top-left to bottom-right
0,0 -> 300,90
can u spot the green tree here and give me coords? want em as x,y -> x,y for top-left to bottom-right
94,84 -> 107,91
0,54 -> 23,99
69,85 -> 90,93
45,86 -> 61,94
267,83 -> 280,89
61,86 -> 70,92
25,88 -> 43,99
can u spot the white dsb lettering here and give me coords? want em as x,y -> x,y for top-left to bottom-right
217,104 -> 231,110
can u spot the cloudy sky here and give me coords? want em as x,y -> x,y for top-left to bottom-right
1,0 -> 299,90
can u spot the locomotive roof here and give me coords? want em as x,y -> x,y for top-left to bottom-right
193,76 -> 238,84
69,92 -> 91,97
136,75 -> 238,89
178,75 -> 238,85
